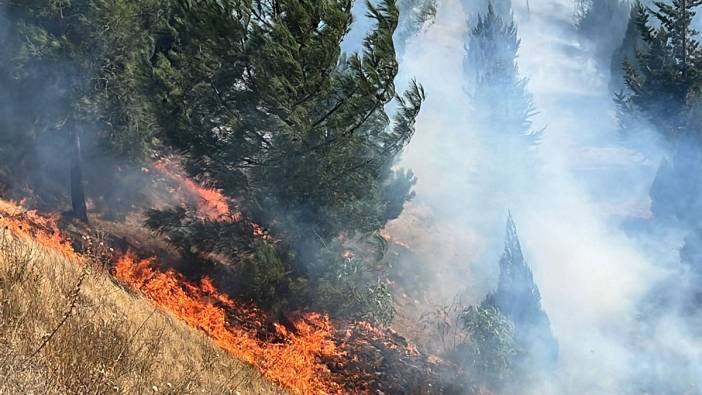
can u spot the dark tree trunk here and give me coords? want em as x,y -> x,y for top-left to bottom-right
70,128 -> 88,223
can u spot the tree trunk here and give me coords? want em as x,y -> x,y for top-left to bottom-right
70,128 -> 88,223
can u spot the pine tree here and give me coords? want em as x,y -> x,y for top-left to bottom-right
619,0 -> 702,254
483,214 -> 558,370
150,0 -> 424,241
144,0 -> 424,322
395,0 -> 438,55
611,4 -> 644,93
621,0 -> 702,139
0,0 -> 166,219
464,4 -> 539,145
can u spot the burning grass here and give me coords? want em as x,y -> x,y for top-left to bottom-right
114,254 -> 344,394
0,200 -> 81,261
0,207 -> 283,394
0,199 -> 456,394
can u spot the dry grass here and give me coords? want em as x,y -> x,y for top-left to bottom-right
0,229 -> 285,395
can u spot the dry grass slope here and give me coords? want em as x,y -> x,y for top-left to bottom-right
0,229 -> 285,395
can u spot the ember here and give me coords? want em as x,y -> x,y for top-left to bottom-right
324,321 -> 450,394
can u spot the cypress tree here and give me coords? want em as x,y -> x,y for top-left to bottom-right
611,4 -> 644,93
576,0 -> 630,70
464,4 -> 539,146
483,214 -> 558,370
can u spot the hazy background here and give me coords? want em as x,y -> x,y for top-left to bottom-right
365,0 -> 701,392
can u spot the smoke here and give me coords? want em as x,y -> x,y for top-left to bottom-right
390,0 -> 700,392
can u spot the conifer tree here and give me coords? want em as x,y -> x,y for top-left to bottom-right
0,0 -> 165,219
576,0 -> 630,62
482,214 -> 558,370
395,0 -> 438,54
150,0 -> 423,240
611,4 -> 645,94
145,0 -> 424,322
461,3 -> 539,219
619,0 -> 702,239
464,4 -> 539,145
621,0 -> 702,138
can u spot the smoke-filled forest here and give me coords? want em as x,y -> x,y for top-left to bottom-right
0,0 -> 700,393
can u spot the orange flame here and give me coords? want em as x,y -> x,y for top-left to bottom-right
114,254 -> 345,394
153,159 -> 236,221
0,200 -> 81,261
0,198 -> 441,393
154,159 -> 277,242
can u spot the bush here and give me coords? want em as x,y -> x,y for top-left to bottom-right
458,305 -> 519,390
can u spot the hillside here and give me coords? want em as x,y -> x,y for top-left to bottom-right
0,199 -> 455,394
0,202 -> 283,395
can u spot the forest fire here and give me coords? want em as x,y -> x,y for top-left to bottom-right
114,253 -> 345,394
0,198 -> 448,393
0,200 -> 81,261
153,159 -> 238,222
152,158 -> 275,241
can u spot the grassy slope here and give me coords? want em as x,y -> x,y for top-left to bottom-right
0,230 -> 284,395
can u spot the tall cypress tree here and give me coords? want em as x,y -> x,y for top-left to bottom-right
461,3 -> 539,220
576,0 -> 631,72
464,4 -> 539,146
483,214 -> 558,370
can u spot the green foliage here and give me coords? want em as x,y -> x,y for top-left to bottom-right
483,215 -> 558,371
458,305 -> 518,388
3,0 -> 424,324
144,207 -> 256,257
1,0 -> 164,158
308,238 -> 395,325
150,0 -> 423,240
620,0 -> 702,139
240,240 -> 306,313
143,0 -> 423,322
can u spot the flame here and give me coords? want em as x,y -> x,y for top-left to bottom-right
0,198 -> 438,392
153,159 -> 236,221
0,200 -> 81,261
378,229 -> 411,250
114,254 -> 345,394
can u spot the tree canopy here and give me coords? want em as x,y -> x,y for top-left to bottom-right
0,0 -> 425,324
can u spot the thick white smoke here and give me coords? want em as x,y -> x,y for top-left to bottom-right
389,0 -> 700,392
